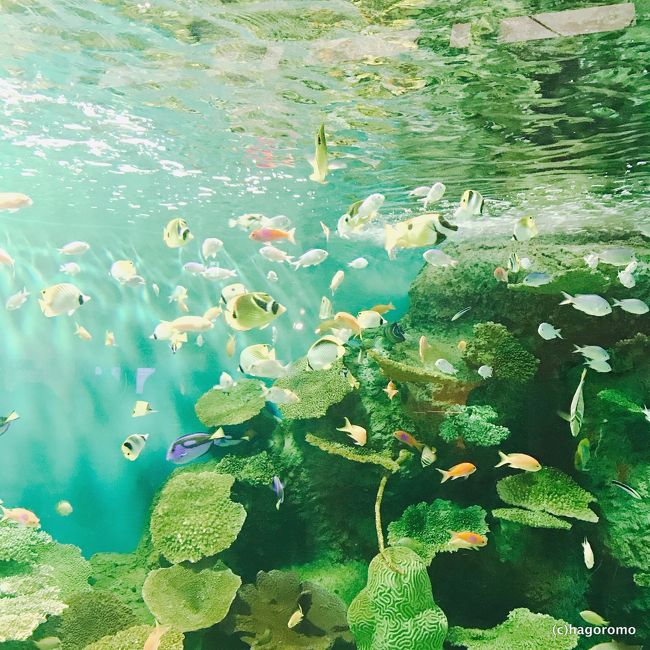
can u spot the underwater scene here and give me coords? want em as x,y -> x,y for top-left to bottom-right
1,0 -> 649,648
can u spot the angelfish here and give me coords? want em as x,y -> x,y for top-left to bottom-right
569,369 -> 587,437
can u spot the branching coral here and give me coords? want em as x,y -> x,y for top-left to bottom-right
223,569 -> 353,649
438,405 -> 510,447
496,467 -> 599,523
491,508 -> 572,530
387,499 -> 489,564
195,379 -> 265,426
305,432 -> 402,472
348,546 -> 448,650
273,358 -> 353,419
142,563 -> 240,632
213,450 -> 279,486
150,471 -> 246,564
36,543 -> 91,602
85,624 -> 184,650
447,608 -> 578,650
0,523 -> 52,564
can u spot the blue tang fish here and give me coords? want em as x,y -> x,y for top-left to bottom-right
166,428 -> 247,465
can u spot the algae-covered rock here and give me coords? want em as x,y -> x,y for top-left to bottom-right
491,507 -> 573,530
274,358 -> 353,419
150,472 -> 246,564
223,569 -> 353,649
195,379 -> 265,426
348,546 -> 447,650
85,624 -> 184,650
496,467 -> 598,523
447,607 -> 578,650
387,499 -> 489,564
439,405 -> 510,447
142,564 -> 240,632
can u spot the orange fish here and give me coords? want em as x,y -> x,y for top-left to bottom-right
369,302 -> 395,315
394,430 -> 424,451
457,340 -> 467,352
0,500 -> 40,527
436,462 -> 476,483
448,530 -> 487,550
494,267 -> 508,283
383,381 -> 398,400
249,228 -> 296,244
144,623 -> 172,650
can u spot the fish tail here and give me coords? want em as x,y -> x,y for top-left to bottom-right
384,224 -> 397,255
286,228 -> 296,245
572,345 -> 581,354
495,450 -> 510,468
210,427 -> 225,440
288,259 -> 300,270
559,291 -> 573,305
228,219 -> 237,228
612,299 -> 622,307
436,468 -> 450,483
6,412 -> 18,422
557,331 -> 563,339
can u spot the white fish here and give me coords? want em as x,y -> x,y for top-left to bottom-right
569,369 -> 587,437
59,262 -> 80,276
105,330 -> 116,347
307,335 -> 345,371
347,257 -> 369,270
239,344 -> 275,372
166,315 -> 214,333
454,190 -> 484,218
74,322 -> 92,340
201,237 -> 223,260
613,298 -> 649,315
215,371 -> 235,390
0,248 -> 15,274
435,358 -> 458,375
587,358 -> 611,373
55,501 -> 73,517
356,193 -> 385,220
291,248 -> 328,269
259,245 -> 293,263
267,270 -> 279,282
584,253 -> 599,270
169,285 -> 189,311
262,386 -> 299,405
196,334 -> 204,347
573,345 -> 609,361
421,182 -> 446,208
247,359 -> 288,379
124,275 -> 145,287
5,287 -> 29,311
202,267 -> 238,281
319,296 -> 333,320
183,262 -> 206,276
357,310 -> 385,330
513,217 -> 538,242
58,241 -> 90,255
228,213 -> 267,230
618,270 -> 635,288
538,322 -> 562,340
423,248 -> 458,268
39,283 -> 91,317
451,307 -> 471,321
582,537 -> 594,569
330,270 -> 345,295
478,365 -> 493,379
151,283 -> 160,296
522,272 -> 552,287
599,247 -> 635,266
110,260 -> 138,284
0,192 -> 32,210
560,292 -> 611,317
520,257 -> 533,270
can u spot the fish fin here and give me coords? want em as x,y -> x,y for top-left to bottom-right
276,500 -> 281,510
384,224 -> 397,255
38,300 -> 56,318
141,434 -> 150,440
286,228 -> 296,245
612,299 -> 622,306
495,450 -> 510,468
436,468 -> 450,483
7,412 -> 19,422
559,291 -> 573,305
557,410 -> 571,422
210,427 -> 225,440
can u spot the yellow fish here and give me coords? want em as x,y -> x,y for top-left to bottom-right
163,218 -> 193,248
308,124 -> 328,183
495,451 -> 541,472
224,292 -> 286,331
226,334 -> 236,357
105,330 -> 116,346
75,322 -> 92,341
447,530 -> 487,550
336,417 -> 367,446
383,380 -> 398,400
288,604 -> 304,628
132,401 -> 157,417
384,213 -> 439,257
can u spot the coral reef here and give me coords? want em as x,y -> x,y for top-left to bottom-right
438,405 -> 510,447
491,507 -> 572,530
305,432 -> 402,472
85,625 -> 184,650
195,379 -> 265,426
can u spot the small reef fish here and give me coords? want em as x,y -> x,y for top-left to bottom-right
55,500 -> 73,517
0,500 -> 40,527
493,267 -> 508,283
203,306 -> 222,322
337,417 -> 367,446
513,216 -> 538,242
569,369 -> 587,437
370,302 -> 395,315
411,182 -> 446,208
202,267 -> 238,281
74,323 -> 92,341
121,434 -> 149,461
0,411 -> 19,436
241,352 -> 288,379
34,638 -> 62,650
437,462 -> 476,483
560,292 -> 611,317
229,213 -> 290,231
226,334 -> 236,357
259,245 -> 294,263
215,372 -> 235,390
167,429 -> 242,464
419,335 -> 433,366
420,445 -> 437,467
224,291 -> 286,331
201,237 -> 223,260
59,262 -> 81,275
618,259 -> 637,288
573,345 -> 609,361
613,298 -> 649,315
587,358 -> 611,373
262,386 -> 299,405
221,283 -> 247,305
288,604 -> 303,629
507,252 -> 521,273
582,537 -> 595,569
267,270 -> 279,282
447,531 -> 487,550
58,241 -> 90,255
394,430 -> 423,450
451,307 -> 470,321
574,438 -> 591,472
455,190 -> 484,218
250,227 -> 296,244
6,287 -> 29,311
169,316 -> 214,333
144,623 -> 172,650
0,248 -> 15,274
347,257 -> 369,270
291,248 -> 328,269
39,283 -> 91,317
183,262 -> 206,276
611,480 -> 641,500
357,310 -> 385,330
272,476 -> 285,510
580,610 -> 609,626
105,330 -> 116,347
478,365 -> 493,380
584,253 -> 599,269
320,221 -> 330,241
132,400 -> 156,417
110,260 -> 137,284
169,285 -> 189,313
384,213 -> 439,257
495,451 -> 541,472
330,270 -> 345,295
538,322 -> 562,340
423,248 -> 458,268
319,296 -> 333,320
457,340 -> 467,352
163,218 -> 193,248
599,247 -> 635,266
523,272 -> 552,287
0,192 -> 32,210
520,257 -> 532,270
196,334 -> 204,347
307,335 -> 345,371
308,123 -> 328,183
383,321 -> 406,343
435,358 -> 458,375
383,381 -> 398,400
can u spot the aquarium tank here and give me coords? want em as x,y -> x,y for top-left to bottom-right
0,0 -> 649,649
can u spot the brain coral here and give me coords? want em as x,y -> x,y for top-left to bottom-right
85,624 -> 184,650
195,379 -> 265,426
150,471 -> 246,564
347,546 -> 448,650
142,564 -> 241,632
496,467 -> 598,523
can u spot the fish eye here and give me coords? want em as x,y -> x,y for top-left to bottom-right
78,295 -> 84,305
271,302 -> 279,315
182,229 -> 189,240
407,224 -> 413,230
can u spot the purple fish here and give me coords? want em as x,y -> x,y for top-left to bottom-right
166,432 -> 217,465
272,476 -> 284,510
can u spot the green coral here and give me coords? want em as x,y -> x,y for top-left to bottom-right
496,467 -> 599,523
447,608 -> 578,650
195,379 -> 265,426
0,523 -> 53,564
438,405 -> 510,447
596,388 -> 645,415
59,590 -> 137,650
150,471 -> 246,564
223,569 -> 353,649
348,546 -> 447,650
85,624 -> 184,650
274,358 -> 353,419
463,322 -> 539,383
387,500 -> 489,564
36,543 -> 91,602
214,450 -> 279,486
491,508 -> 572,530
142,564 -> 240,632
